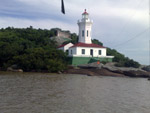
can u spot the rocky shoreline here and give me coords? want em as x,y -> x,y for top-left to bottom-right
3,62 -> 150,78
64,63 -> 150,78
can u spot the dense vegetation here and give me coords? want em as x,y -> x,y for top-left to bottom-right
0,27 -> 68,72
0,27 -> 140,72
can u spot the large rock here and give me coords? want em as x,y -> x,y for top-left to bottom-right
7,66 -> 23,72
123,70 -> 150,78
89,68 -> 125,77
65,62 -> 150,78
64,68 -> 125,77
102,64 -> 144,72
102,64 -> 150,78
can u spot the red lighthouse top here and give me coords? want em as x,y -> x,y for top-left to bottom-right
82,9 -> 89,15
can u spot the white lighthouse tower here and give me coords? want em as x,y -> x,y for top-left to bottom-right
78,9 -> 93,44
58,9 -> 114,66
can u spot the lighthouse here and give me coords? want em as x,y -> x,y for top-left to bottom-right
78,9 -> 93,44
58,9 -> 114,66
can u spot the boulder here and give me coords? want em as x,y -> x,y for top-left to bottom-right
89,68 -> 125,77
57,71 -> 62,74
17,69 -> 23,72
7,67 -> 13,71
11,64 -> 18,69
101,64 -> 150,78
7,67 -> 23,72
123,70 -> 150,78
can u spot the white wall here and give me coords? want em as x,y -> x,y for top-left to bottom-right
58,43 -> 73,52
69,47 -> 76,56
78,18 -> 93,44
69,47 -> 107,57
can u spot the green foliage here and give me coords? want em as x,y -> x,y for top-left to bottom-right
92,39 -> 103,46
0,27 -> 67,72
124,58 -> 140,68
107,48 -> 125,62
107,48 -> 140,68
71,33 -> 78,44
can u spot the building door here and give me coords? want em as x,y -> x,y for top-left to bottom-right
90,49 -> 93,57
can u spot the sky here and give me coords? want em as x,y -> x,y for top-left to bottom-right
0,0 -> 149,65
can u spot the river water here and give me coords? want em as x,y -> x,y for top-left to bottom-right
0,72 -> 150,113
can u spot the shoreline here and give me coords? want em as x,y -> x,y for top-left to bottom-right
64,68 -> 150,78
0,69 -> 150,78
64,68 -> 125,77
1,63 -> 150,78
64,63 -> 150,78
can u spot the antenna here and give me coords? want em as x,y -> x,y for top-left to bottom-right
61,0 -> 65,14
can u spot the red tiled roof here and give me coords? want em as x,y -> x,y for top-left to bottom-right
70,42 -> 106,48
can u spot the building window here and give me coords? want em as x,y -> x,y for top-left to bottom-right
82,30 -> 84,37
82,49 -> 85,54
71,50 -> 72,54
87,30 -> 88,37
99,50 -> 101,55
90,49 -> 93,56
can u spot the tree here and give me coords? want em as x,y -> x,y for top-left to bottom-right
92,39 -> 103,46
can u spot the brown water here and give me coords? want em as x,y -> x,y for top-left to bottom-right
0,71 -> 150,113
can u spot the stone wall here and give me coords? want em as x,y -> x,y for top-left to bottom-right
56,30 -> 71,38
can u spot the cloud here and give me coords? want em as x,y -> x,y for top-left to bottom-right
0,17 -> 77,32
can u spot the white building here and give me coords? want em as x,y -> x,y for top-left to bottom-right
58,42 -> 73,52
68,42 -> 106,57
78,9 -> 92,44
58,9 -> 114,66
